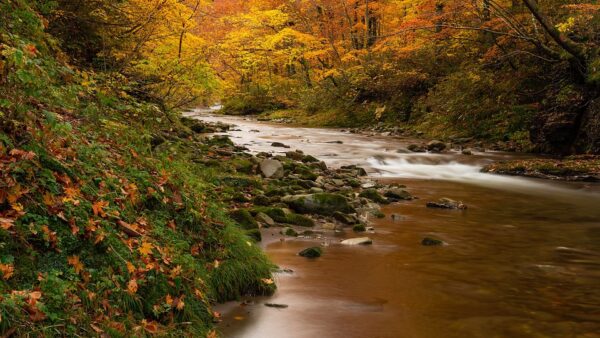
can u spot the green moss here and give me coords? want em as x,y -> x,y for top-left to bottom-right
285,214 -> 315,227
298,247 -> 322,258
229,209 -> 259,230
353,224 -> 367,232
359,189 -> 389,204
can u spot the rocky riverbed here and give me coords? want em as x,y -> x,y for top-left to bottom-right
180,116 -> 451,253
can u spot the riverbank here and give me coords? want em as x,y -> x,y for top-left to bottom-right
483,155 -> 600,182
224,108 -> 533,153
218,109 -> 600,182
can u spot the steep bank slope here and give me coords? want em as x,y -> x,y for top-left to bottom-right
0,1 -> 273,336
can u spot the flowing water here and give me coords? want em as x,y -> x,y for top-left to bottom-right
187,109 -> 600,338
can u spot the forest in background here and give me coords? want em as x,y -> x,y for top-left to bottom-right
203,0 -> 600,154
7,0 -> 597,154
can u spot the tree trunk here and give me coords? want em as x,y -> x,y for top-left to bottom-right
520,0 -> 587,69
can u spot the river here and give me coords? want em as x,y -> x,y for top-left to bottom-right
186,109 -> 600,338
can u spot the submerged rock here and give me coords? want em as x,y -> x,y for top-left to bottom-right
282,193 -> 355,216
299,247 -> 322,258
421,237 -> 444,246
259,159 -> 284,178
341,237 -> 372,245
271,142 -> 290,148
426,198 -> 467,210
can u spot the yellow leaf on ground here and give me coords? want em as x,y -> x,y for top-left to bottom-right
138,242 -> 153,256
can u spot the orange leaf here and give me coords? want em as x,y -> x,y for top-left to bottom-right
67,256 -> 84,274
174,296 -> 185,311
127,279 -> 138,294
0,263 -> 14,280
92,200 -> 109,217
0,217 -> 14,230
126,261 -> 136,274
138,242 -> 153,256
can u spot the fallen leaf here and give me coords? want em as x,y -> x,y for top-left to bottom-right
92,200 -> 109,217
67,256 -> 84,274
261,278 -> 274,285
126,261 -> 136,274
127,279 -> 138,294
138,242 -> 153,256
0,217 -> 14,230
0,263 -> 14,280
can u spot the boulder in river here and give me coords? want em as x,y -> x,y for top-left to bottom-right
426,198 -> 467,210
407,144 -> 426,153
341,237 -> 372,245
333,211 -> 360,225
299,247 -> 322,258
285,151 -> 305,161
427,140 -> 447,153
359,189 -> 389,204
271,142 -> 291,148
352,224 -> 367,232
321,222 -> 343,231
281,227 -> 298,237
282,193 -> 355,216
259,159 -> 284,179
384,188 -> 413,202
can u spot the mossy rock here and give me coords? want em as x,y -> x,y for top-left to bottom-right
359,189 -> 389,204
253,194 -> 271,206
246,229 -> 262,242
283,193 -> 355,216
230,192 -> 250,203
252,207 -> 289,223
230,209 -> 259,230
285,214 -> 315,227
346,179 -> 362,188
281,227 -> 298,237
384,188 -> 413,202
353,224 -> 367,232
233,158 -> 256,174
371,210 -> 385,219
299,247 -> 322,258
219,176 -> 262,188
302,155 -> 320,163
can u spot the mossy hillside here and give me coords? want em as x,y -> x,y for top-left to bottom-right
0,2 -> 274,336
